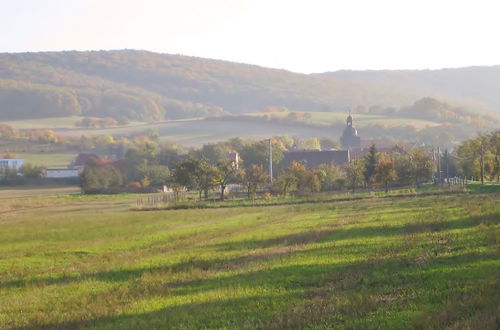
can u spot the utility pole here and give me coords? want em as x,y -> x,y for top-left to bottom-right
480,144 -> 484,184
269,138 -> 273,183
445,148 -> 449,184
437,146 -> 441,185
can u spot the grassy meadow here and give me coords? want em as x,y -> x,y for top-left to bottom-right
15,152 -> 76,168
0,188 -> 498,329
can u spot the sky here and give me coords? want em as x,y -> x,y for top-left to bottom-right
2,0 -> 500,73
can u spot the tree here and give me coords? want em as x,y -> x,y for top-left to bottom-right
198,160 -> 218,200
174,158 -> 217,200
213,159 -> 241,200
289,161 -> 309,193
243,164 -> 268,199
410,148 -> 434,186
319,137 -> 341,150
317,163 -> 342,191
393,154 -> 413,186
158,144 -> 182,169
345,158 -> 365,193
240,139 -> 284,174
305,169 -> 321,194
173,157 -> 200,191
374,154 -> 397,192
273,171 -> 297,196
364,144 -> 378,187
20,163 -> 45,179
300,138 -> 321,150
138,164 -> 170,186
190,143 -> 228,165
81,163 -> 124,193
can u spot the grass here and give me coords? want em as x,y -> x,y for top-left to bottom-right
2,117 -> 85,129
0,190 -> 498,329
14,152 -> 76,168
3,117 -> 145,130
135,186 -> 468,211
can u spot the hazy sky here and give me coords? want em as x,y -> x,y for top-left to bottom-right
2,0 -> 500,73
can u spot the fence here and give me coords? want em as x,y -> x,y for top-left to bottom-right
136,191 -> 186,208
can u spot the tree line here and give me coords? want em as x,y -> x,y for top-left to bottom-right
79,135 -> 438,197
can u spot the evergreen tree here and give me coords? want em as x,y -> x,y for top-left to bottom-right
364,144 -> 378,186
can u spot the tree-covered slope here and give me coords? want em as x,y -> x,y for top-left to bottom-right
0,50 -> 498,121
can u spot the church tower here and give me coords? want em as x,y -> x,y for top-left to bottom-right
340,110 -> 361,149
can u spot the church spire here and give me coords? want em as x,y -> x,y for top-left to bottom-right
346,108 -> 353,127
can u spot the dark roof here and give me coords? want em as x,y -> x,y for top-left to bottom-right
282,150 -> 350,169
350,145 -> 409,158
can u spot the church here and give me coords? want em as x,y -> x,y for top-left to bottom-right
340,111 -> 361,149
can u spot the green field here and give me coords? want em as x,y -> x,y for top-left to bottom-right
15,152 -> 76,168
3,117 -> 146,130
0,189 -> 498,329
3,117 -> 85,129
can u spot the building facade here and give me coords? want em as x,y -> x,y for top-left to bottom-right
45,169 -> 80,178
0,158 -> 24,170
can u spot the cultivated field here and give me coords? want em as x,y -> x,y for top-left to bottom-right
54,118 -> 336,146
245,111 -> 438,128
0,188 -> 498,329
4,111 -> 438,148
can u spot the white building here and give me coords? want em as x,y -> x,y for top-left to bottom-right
0,158 -> 24,170
45,168 -> 80,179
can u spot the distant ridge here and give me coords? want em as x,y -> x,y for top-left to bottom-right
0,50 -> 498,121
320,66 -> 500,114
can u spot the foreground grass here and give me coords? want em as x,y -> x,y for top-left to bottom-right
0,191 -> 498,329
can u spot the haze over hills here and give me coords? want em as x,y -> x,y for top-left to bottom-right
320,67 -> 500,115
0,50 -> 498,123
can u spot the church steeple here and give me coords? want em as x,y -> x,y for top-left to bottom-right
340,109 -> 361,149
346,109 -> 353,127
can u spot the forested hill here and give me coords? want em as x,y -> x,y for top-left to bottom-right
0,50 -> 498,121
320,67 -> 500,116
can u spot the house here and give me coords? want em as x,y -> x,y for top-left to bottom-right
282,150 -> 350,169
45,168 -> 80,179
227,152 -> 240,169
0,158 -> 24,170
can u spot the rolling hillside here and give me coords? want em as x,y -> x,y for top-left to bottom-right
0,50 -> 498,122
321,67 -> 500,116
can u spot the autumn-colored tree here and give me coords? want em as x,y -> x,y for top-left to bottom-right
273,171 -> 297,196
316,163 -> 342,191
345,158 -> 365,193
410,148 -> 434,186
213,159 -> 242,200
20,163 -> 45,179
374,154 -> 397,192
243,164 -> 268,199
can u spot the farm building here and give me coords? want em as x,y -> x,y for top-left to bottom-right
45,168 -> 80,179
0,158 -> 24,170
